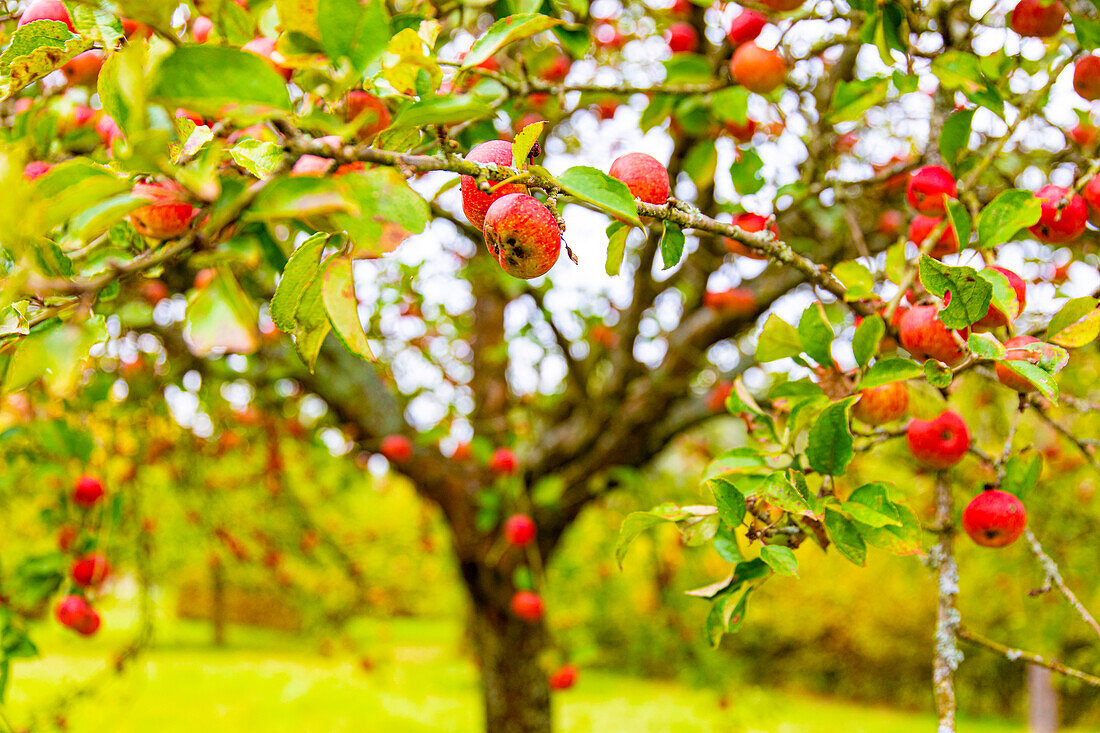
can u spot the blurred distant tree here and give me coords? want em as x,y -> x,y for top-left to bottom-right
0,0 -> 1099,731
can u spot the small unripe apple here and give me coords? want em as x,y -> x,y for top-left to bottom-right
380,434 -> 413,464
1084,175 -> 1100,225
727,9 -> 767,45
24,161 -> 53,181
243,37 -> 292,81
489,447 -> 519,475
877,209 -> 903,238
17,0 -> 75,31
729,43 -> 787,94
664,22 -> 698,54
962,489 -> 1026,547
511,590 -> 545,622
907,215 -> 959,258
503,514 -> 536,545
130,181 -> 195,240
192,16 -> 214,43
905,165 -> 957,216
71,553 -> 110,587
73,475 -> 104,509
1029,185 -> 1087,243
549,664 -> 578,690
725,213 -> 776,260
1010,0 -> 1065,37
851,382 -> 909,426
1074,55 -> 1100,101
975,266 -> 1026,329
62,51 -> 104,86
609,152 -> 670,205
703,288 -> 756,315
995,335 -> 1059,392
460,140 -> 526,230
482,194 -> 561,279
898,305 -> 966,366
346,91 -> 391,140
906,410 -> 970,469
55,595 -> 101,636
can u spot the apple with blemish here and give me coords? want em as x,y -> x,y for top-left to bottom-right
907,215 -> 959,258
962,489 -> 1027,547
482,194 -> 561,279
906,410 -> 970,469
1029,185 -> 1086,243
62,51 -> 104,86
906,165 -> 957,216
129,181 -> 195,240
898,305 -> 966,366
852,382 -> 909,426
460,140 -> 526,230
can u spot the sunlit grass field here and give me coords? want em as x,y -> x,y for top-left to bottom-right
4,606 -> 1078,733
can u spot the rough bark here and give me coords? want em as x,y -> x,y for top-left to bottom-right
932,476 -> 961,732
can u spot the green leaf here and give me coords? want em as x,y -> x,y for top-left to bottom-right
713,525 -> 742,562
1001,452 -> 1042,500
852,314 -> 884,367
664,53 -> 713,83
824,508 -> 867,566
923,359 -> 953,388
751,471 -> 816,515
230,139 -> 285,179
4,320 -> 106,397
976,190 -> 1042,249
859,503 -> 922,555
843,500 -> 902,528
660,222 -> 685,269
708,478 -> 746,529
322,255 -> 374,361
967,332 -> 1005,360
833,260 -> 875,300
0,19 -> 90,97
512,119 -> 544,170
860,357 -> 923,389
605,221 -> 630,276
760,545 -> 798,576
336,168 -> 429,257
729,147 -> 764,195
979,268 -> 1019,323
150,46 -> 292,118
615,506 -> 684,568
183,270 -> 260,357
272,233 -> 328,332
97,40 -> 146,139
945,199 -> 971,251
798,303 -> 834,367
291,261 -> 332,371
557,166 -> 641,227
755,314 -> 802,362
1049,306 -> 1100,348
1074,13 -> 1100,50
247,177 -> 355,221
1002,361 -> 1058,402
683,142 -> 718,189
318,0 -> 391,72
828,77 -> 889,123
939,108 -> 975,173
463,14 -> 561,68
845,483 -> 902,527
1047,297 -> 1099,342
918,254 -> 991,328
710,87 -> 750,124
390,94 -> 494,128
805,397 -> 856,476
705,586 -> 752,648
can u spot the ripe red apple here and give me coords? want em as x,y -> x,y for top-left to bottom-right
482,194 -> 561,279
1074,55 -> 1100,101
380,434 -> 413,464
511,590 -> 545,622
549,664 -> 578,690
1029,185 -> 1087,243
897,305 -> 966,366
906,410 -> 970,469
346,91 -> 390,140
192,15 -> 214,43
489,447 -> 519,475
703,288 -> 757,315
539,55 -> 572,82
1070,122 -> 1098,148
290,154 -> 334,177
851,382 -> 909,426
122,18 -> 153,38
130,181 -> 195,240
1010,0 -> 1065,37
62,51 -> 104,86
962,489 -> 1027,547
907,215 -> 959,258
503,514 -> 536,545
723,117 -> 757,142
17,0 -> 75,31
609,152 -> 670,205
460,140 -> 526,230
71,553 -> 110,587
193,268 -> 217,290
665,22 -> 698,54
727,9 -> 767,45
975,266 -> 1026,329
23,161 -> 53,181
668,0 -> 693,16
729,43 -> 787,94
725,213 -> 776,260
243,37 -> 292,81
995,335 -> 1059,392
1084,175 -> 1100,225
55,595 -> 101,636
906,165 -> 957,216
73,475 -> 104,509
706,381 -> 733,412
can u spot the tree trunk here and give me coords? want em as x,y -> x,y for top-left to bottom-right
211,561 -> 226,647
1027,664 -> 1058,733
462,562 -> 551,733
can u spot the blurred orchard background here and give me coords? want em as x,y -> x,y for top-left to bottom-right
1,0 -> 1100,729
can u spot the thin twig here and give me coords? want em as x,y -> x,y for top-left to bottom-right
1024,528 -> 1100,641
958,627 -> 1100,687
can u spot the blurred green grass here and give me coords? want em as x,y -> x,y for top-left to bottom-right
3,605 -> 1076,733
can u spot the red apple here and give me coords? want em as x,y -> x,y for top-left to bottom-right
346,91 -> 391,140
539,55 -> 572,82
877,209 -> 903,238
723,117 -> 757,142
727,9 -> 767,45
609,152 -> 670,205
1073,55 -> 1100,101
511,590 -> 545,622
24,161 -> 53,181
73,475 -> 104,509
503,514 -> 536,545
17,0 -> 74,31
906,165 -> 957,216
665,22 -> 698,54
460,140 -> 526,230
62,51 -> 104,86
549,664 -> 578,690
489,447 -> 519,475
703,288 -> 757,315
995,335 -> 1059,392
897,305 -> 966,366
482,194 -> 562,279
725,213 -> 776,260
192,16 -> 214,43
55,595 -> 101,636
907,215 -> 959,258
71,553 -> 110,587
380,434 -> 413,464
1010,0 -> 1065,37
1084,175 -> 1100,225
729,43 -> 787,94
851,382 -> 909,426
975,266 -> 1026,329
1029,185 -> 1087,243
58,525 -> 78,552
962,489 -> 1026,547
906,410 -> 970,469
129,181 -> 195,240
